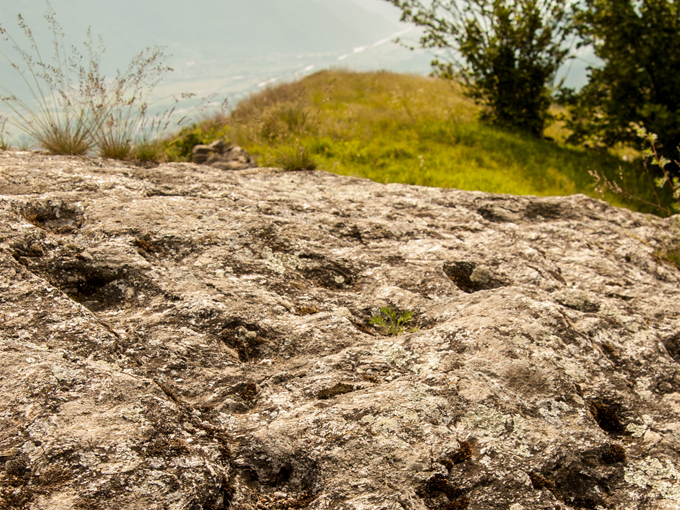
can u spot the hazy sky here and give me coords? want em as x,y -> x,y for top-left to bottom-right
0,0 -> 592,125
0,1 -> 431,94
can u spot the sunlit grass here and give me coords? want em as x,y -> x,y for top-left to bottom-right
175,69 -> 674,214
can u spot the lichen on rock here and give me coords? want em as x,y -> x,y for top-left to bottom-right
0,150 -> 679,509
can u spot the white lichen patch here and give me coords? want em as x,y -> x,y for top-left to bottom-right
462,406 -> 532,457
627,415 -> 654,438
371,341 -> 417,368
263,247 -> 299,274
537,398 -> 572,429
464,405 -> 510,436
635,377 -> 655,400
625,457 -> 680,502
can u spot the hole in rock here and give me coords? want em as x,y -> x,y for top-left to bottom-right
439,440 -> 474,468
588,400 -> 624,434
302,259 -> 356,290
316,383 -> 355,400
552,464 -> 608,510
218,319 -> 273,362
443,261 -> 504,293
525,202 -> 563,221
48,263 -> 129,312
600,443 -> 626,465
416,474 -> 470,509
134,234 -> 200,261
274,463 -> 293,486
15,200 -> 84,232
663,333 -> 680,364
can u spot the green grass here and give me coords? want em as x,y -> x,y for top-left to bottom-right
172,69 -> 675,215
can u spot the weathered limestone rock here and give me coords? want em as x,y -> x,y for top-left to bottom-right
192,140 -> 256,170
1,149 -> 680,509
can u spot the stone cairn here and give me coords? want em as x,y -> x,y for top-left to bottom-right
191,140 -> 257,170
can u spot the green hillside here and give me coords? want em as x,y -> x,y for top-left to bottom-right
170,70 -> 673,214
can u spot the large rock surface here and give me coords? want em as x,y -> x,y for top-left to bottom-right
1,150 -> 680,510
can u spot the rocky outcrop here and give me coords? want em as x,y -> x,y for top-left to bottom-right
192,140 -> 257,170
1,149 -> 680,510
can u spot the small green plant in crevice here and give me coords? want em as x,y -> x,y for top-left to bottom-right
370,306 -> 418,336
590,125 -> 680,216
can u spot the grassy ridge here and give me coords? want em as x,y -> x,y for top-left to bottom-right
173,70 -> 673,214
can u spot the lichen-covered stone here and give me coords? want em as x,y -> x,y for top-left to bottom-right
1,150 -> 679,509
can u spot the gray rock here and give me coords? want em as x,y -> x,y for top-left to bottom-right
191,140 -> 256,169
1,149 -> 680,509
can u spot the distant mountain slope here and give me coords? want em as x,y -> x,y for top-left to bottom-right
0,0 -> 403,61
0,0 -> 430,109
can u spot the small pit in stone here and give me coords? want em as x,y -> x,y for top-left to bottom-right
15,200 -> 84,233
14,252 -> 138,312
528,471 -> 556,492
300,256 -> 356,290
663,333 -> 680,364
588,400 -> 625,434
439,440 -> 474,469
443,261 -> 504,293
218,320 -> 272,362
416,474 -> 470,510
133,234 -> 200,261
316,383 -> 355,400
552,463 -> 608,510
233,382 -> 258,406
525,202 -> 563,221
600,443 -> 626,465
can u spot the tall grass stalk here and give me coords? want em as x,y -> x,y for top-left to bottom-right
590,125 -> 680,216
0,3 -> 226,159
0,114 -> 9,149
0,6 -> 97,154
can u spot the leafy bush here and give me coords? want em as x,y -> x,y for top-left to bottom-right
564,0 -> 680,165
590,126 -> 679,215
387,0 -> 571,136
273,141 -> 317,171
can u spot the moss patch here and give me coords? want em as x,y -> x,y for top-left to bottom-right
440,441 -> 474,468
601,443 -> 627,465
588,400 -> 624,434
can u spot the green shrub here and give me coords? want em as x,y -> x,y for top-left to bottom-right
130,139 -> 163,164
565,0 -> 680,163
274,142 -> 317,170
388,0 -> 571,136
590,126 -> 679,216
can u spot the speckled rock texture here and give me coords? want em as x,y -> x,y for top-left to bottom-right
1,150 -> 680,510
